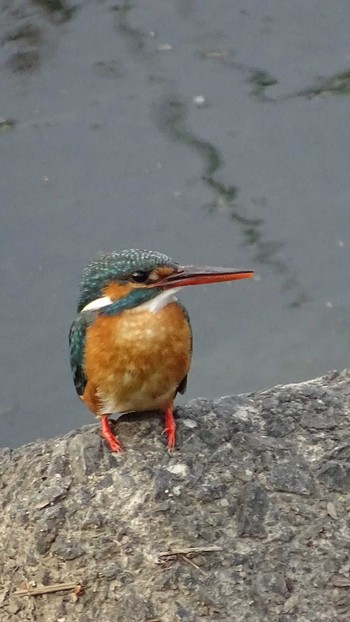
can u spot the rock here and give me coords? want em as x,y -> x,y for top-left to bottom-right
50,536 -> 85,561
317,461 -> 350,492
34,505 -> 66,554
254,570 -> 288,598
264,462 -> 314,495
2,370 -> 350,621
301,411 -> 337,430
236,481 -> 269,537
34,477 -> 72,509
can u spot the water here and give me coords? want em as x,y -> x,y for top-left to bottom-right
1,0 -> 350,447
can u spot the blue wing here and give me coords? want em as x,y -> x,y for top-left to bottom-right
176,301 -> 192,396
69,313 -> 94,396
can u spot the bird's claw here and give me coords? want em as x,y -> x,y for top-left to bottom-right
163,407 -> 176,451
163,426 -> 176,452
101,415 -> 123,452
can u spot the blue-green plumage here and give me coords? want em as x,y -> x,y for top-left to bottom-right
77,249 -> 177,312
100,288 -> 160,316
69,312 -> 94,396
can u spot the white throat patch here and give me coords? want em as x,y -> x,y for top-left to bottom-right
81,288 -> 181,314
135,287 -> 182,313
81,296 -> 112,313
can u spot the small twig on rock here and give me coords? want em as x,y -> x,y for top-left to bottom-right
179,554 -> 209,578
157,545 -> 222,561
157,545 -> 222,575
332,576 -> 350,588
16,582 -> 82,597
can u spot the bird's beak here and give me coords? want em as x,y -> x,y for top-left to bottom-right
155,265 -> 254,289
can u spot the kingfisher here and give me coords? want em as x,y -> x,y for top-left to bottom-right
69,249 -> 253,452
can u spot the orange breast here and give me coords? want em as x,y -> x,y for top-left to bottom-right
82,302 -> 191,416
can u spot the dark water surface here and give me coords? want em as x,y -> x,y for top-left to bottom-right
1,0 -> 350,447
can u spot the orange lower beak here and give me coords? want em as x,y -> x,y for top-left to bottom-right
154,265 -> 254,288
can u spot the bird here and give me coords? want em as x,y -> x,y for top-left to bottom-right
69,249 -> 253,452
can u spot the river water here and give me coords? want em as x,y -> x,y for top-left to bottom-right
1,0 -> 350,446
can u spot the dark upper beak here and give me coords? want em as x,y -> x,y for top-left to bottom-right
154,265 -> 254,289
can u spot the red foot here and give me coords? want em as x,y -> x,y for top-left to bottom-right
100,415 -> 123,452
163,407 -> 176,451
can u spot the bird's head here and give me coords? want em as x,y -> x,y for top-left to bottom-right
77,249 -> 253,315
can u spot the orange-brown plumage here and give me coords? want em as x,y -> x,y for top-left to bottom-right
82,302 -> 191,416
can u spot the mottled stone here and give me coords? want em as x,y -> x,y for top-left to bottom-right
34,477 -> 71,509
68,434 -> 104,478
327,444 -> 350,460
236,482 -> 269,537
212,396 -> 254,435
100,562 -> 123,581
47,441 -> 70,478
318,461 -> 350,492
195,481 -> 228,503
263,414 -> 295,437
167,463 -> 189,477
81,509 -> 105,530
153,468 -> 176,501
34,505 -> 66,554
34,528 -> 57,555
51,536 -> 85,560
95,474 -> 114,490
175,601 -> 196,621
244,432 -> 290,453
254,571 -> 288,598
266,462 -> 314,495
301,411 -> 337,430
112,590 -> 155,622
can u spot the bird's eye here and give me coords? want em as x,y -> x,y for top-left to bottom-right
131,270 -> 149,283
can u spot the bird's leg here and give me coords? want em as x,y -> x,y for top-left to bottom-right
100,415 -> 123,452
163,406 -> 176,450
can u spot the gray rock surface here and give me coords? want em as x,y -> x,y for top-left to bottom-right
2,370 -> 350,621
